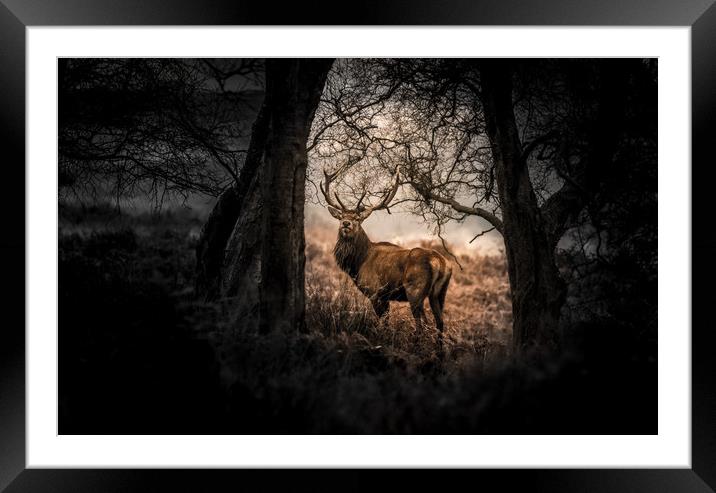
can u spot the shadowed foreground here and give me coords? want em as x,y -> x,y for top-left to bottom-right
59,204 -> 655,434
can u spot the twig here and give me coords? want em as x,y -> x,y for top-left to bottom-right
469,226 -> 496,244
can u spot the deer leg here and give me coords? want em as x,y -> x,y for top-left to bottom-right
437,269 -> 451,312
405,277 -> 429,334
409,299 -> 426,331
429,295 -> 445,357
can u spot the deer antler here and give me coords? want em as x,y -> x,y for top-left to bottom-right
320,167 -> 347,211
321,164 -> 401,217
358,166 -> 401,218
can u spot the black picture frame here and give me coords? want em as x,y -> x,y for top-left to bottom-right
0,1 -> 711,491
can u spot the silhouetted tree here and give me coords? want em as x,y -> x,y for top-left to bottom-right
59,58 -> 263,205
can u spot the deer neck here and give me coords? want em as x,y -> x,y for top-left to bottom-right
333,228 -> 372,280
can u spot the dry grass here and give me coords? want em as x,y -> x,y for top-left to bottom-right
60,205 -> 656,434
304,224 -> 512,372
198,224 -> 518,432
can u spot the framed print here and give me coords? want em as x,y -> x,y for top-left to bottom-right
0,0 -> 712,491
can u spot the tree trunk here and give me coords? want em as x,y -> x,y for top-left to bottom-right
195,103 -> 269,301
258,59 -> 332,334
219,169 -> 264,329
195,59 -> 332,336
479,61 -> 566,352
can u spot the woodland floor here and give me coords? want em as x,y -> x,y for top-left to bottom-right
58,203 -> 656,434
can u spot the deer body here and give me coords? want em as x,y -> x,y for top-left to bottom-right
333,225 -> 452,336
322,161 -> 452,351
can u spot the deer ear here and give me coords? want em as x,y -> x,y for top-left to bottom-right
327,206 -> 343,219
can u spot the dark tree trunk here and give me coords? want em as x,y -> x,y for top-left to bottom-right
480,61 -> 566,352
195,185 -> 241,300
195,103 -> 269,301
195,59 -> 332,335
219,169 -> 264,329
258,59 -> 333,334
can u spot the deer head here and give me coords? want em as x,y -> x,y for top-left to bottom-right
320,165 -> 401,240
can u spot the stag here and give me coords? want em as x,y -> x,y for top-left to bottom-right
320,166 -> 452,350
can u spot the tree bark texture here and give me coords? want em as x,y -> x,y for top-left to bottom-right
480,61 -> 566,352
195,102 -> 269,301
195,59 -> 332,336
257,59 -> 333,335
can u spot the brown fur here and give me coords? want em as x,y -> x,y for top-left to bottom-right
329,208 -> 452,350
